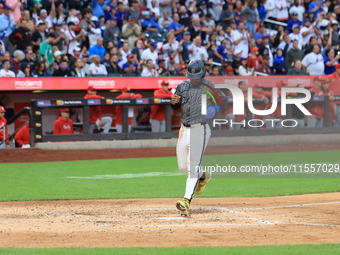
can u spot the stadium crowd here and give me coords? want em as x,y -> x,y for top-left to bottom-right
0,0 -> 340,77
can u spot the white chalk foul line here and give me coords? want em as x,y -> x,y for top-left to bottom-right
65,172 -> 185,179
239,201 -> 340,211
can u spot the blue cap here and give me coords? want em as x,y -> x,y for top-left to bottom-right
200,1 -> 206,5
3,5 -> 10,10
157,59 -> 165,64
304,18 -> 311,23
110,5 -> 116,9
292,12 -> 298,16
0,51 -> 4,55
240,57 -> 247,61
150,41 -> 157,47
109,17 -> 117,21
54,22 -> 63,26
184,31 -> 190,35
142,10 -> 150,16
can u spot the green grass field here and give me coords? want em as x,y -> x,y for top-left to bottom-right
1,150 -> 340,254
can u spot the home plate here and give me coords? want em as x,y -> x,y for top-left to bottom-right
155,217 -> 188,220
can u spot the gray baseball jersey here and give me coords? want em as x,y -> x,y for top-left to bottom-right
174,78 -> 227,125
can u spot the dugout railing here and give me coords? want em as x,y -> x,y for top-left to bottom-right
24,95 -> 340,147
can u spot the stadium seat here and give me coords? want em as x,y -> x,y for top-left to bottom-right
108,73 -> 122,77
122,73 -> 137,77
91,74 -> 107,77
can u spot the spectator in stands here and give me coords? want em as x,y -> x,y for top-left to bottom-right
65,22 -> 84,56
53,59 -> 72,77
53,108 -> 74,135
287,12 -> 303,33
159,0 -> 172,17
232,49 -> 242,75
308,0 -> 324,19
177,7 -> 191,29
39,33 -> 55,70
289,0 -> 305,22
71,58 -> 87,77
149,80 -> 172,132
238,57 -> 253,76
89,54 -> 107,76
86,16 -> 102,49
77,8 -> 94,32
158,11 -> 173,29
220,2 -> 234,29
9,19 -> 31,52
300,19 -> 318,47
247,47 -> 261,70
288,59 -> 307,75
91,0 -> 111,18
188,36 -> 208,62
254,24 -> 268,47
278,35 -> 291,58
169,12 -> 185,42
188,17 -> 206,42
122,16 -> 141,50
122,54 -> 140,74
33,61 -> 50,77
157,59 -> 168,76
273,49 -> 287,75
67,8 -> 80,25
304,36 -> 318,55
141,41 -> 158,67
51,23 -> 67,52
286,40 -> 305,70
22,50 -> 35,71
107,54 -> 123,75
84,86 -> 113,134
102,52 -> 111,68
9,50 -> 22,73
324,48 -> 340,75
0,59 -> 15,77
115,87 -> 142,133
289,25 -> 303,50
131,39 -> 145,62
14,123 -> 30,148
240,0 -> 257,36
89,37 -> 106,60
116,2 -> 126,28
302,45 -> 325,75
22,10 -> 35,35
0,5 -> 16,55
307,77 -> 324,128
255,55 -> 272,75
17,63 -> 32,77
330,20 -> 340,47
178,31 -> 192,64
126,0 -> 141,22
225,66 -> 234,76
31,22 -> 47,54
52,50 -> 63,71
233,22 -> 250,59
104,17 -> 121,45
141,59 -> 157,76
275,0 -> 289,22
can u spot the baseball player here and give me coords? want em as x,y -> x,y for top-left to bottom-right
0,106 -> 10,149
53,108 -> 74,135
84,86 -> 113,134
14,123 -> 30,148
307,77 -> 325,127
115,87 -> 142,133
171,59 -> 227,216
149,80 -> 173,132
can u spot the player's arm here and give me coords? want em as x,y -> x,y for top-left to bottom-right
53,120 -> 60,135
171,85 -> 182,110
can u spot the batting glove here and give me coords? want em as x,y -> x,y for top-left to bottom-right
205,106 -> 220,119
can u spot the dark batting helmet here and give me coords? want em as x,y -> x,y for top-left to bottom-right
186,59 -> 205,79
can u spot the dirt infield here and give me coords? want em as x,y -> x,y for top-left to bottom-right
0,194 -> 339,248
0,143 -> 340,248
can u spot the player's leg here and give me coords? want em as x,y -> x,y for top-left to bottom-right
316,118 -> 323,128
89,123 -> 96,134
116,125 -> 122,133
160,121 -> 166,132
150,119 -> 160,132
176,126 -> 189,174
184,124 -> 211,201
226,113 -> 235,130
101,117 -> 113,133
307,116 -> 317,128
